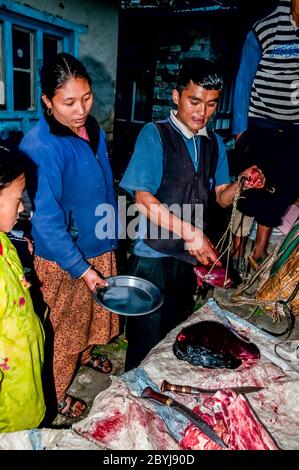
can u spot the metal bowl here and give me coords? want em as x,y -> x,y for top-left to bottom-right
93,275 -> 164,316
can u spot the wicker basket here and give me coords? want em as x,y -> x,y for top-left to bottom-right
256,244 -> 299,315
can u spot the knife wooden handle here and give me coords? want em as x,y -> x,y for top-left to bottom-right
141,386 -> 174,406
161,380 -> 193,394
161,380 -> 218,395
160,380 -> 264,395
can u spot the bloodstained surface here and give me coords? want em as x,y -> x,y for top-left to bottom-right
76,382 -> 180,450
90,410 -> 124,442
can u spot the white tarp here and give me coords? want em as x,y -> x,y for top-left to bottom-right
1,298 -> 299,450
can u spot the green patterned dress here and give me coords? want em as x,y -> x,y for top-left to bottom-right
0,233 -> 45,432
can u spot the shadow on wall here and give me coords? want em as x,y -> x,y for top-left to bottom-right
81,56 -> 115,131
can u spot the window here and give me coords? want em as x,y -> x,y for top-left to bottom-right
43,34 -> 62,68
0,0 -> 86,135
116,79 -> 153,123
12,26 -> 35,110
131,80 -> 150,122
0,19 -> 73,114
116,79 -> 133,121
0,22 -> 5,110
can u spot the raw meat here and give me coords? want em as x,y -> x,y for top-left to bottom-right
173,321 -> 260,369
181,389 -> 278,450
194,265 -> 234,289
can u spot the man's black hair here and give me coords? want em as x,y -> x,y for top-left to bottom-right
176,58 -> 223,95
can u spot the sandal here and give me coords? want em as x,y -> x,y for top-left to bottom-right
57,394 -> 87,418
82,353 -> 112,374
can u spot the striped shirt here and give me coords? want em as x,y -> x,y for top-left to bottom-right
249,0 -> 299,123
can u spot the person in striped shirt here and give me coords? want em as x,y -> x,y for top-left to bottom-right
231,0 -> 299,263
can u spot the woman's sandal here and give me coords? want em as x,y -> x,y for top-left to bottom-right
82,353 -> 112,374
57,394 -> 87,418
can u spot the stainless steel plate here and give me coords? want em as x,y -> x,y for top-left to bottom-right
93,275 -> 164,316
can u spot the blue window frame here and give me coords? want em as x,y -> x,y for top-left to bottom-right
0,21 -> 5,110
0,0 -> 87,136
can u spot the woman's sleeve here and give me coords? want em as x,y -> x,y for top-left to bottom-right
22,144 -> 90,279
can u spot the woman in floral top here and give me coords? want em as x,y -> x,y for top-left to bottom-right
0,146 -> 45,432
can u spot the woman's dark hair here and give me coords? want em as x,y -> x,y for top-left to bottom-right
40,52 -> 92,102
176,58 -> 223,95
0,145 -> 27,191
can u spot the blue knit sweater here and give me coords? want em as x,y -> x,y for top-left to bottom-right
20,116 -> 117,278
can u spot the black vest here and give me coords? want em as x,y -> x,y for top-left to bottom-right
144,121 -> 218,264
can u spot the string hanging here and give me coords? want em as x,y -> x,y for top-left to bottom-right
203,175 -> 246,287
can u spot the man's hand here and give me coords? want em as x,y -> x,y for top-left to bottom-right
82,268 -> 108,293
240,165 -> 265,189
183,226 -> 221,265
135,191 -> 220,265
215,165 -> 265,207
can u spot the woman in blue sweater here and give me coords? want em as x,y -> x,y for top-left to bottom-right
20,53 -> 119,418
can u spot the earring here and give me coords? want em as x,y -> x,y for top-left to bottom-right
47,107 -> 53,116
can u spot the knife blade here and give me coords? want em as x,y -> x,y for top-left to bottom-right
141,386 -> 227,449
161,379 -> 264,395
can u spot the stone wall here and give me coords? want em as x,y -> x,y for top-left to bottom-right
152,31 -> 216,121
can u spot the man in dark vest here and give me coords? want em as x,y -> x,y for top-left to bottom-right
120,58 -> 264,371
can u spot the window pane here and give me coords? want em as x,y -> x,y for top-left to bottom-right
43,35 -> 61,67
133,82 -> 150,122
115,79 -> 132,120
0,22 -> 5,109
13,71 -> 31,110
12,26 -> 34,111
13,27 -> 31,69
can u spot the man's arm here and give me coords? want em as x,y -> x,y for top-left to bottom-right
232,30 -> 262,136
135,190 -> 220,266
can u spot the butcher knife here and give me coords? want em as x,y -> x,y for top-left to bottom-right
161,379 -> 264,395
141,386 -> 227,449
